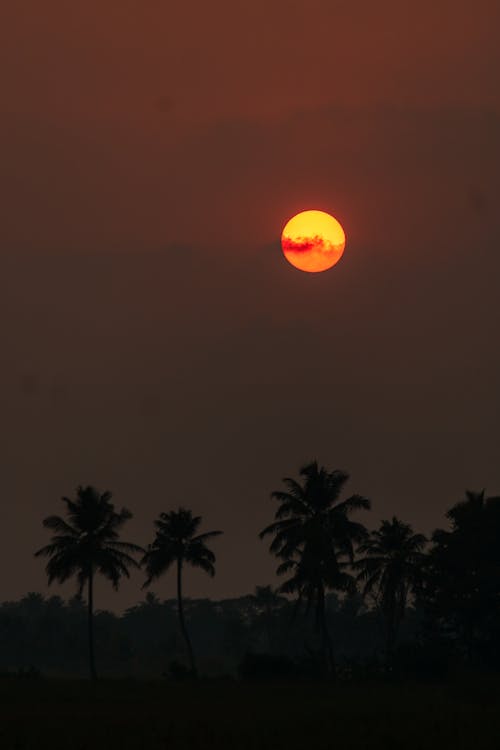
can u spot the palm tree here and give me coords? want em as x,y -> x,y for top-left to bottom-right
260,461 -> 370,675
142,508 -> 222,676
35,486 -> 143,680
354,517 -> 426,663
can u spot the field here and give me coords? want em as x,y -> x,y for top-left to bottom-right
0,676 -> 499,749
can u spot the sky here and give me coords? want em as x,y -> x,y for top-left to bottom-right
1,0 -> 499,610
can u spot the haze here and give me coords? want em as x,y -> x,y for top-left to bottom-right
1,0 -> 499,610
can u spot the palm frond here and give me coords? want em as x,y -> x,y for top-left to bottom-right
188,556 -> 216,576
106,540 -> 146,555
41,516 -> 79,536
276,559 -> 297,576
191,531 -> 223,544
335,494 -> 371,513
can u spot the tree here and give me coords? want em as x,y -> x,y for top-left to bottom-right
420,490 -> 500,666
142,508 -> 222,676
260,461 -> 370,675
35,486 -> 143,680
249,585 -> 287,652
354,517 -> 426,663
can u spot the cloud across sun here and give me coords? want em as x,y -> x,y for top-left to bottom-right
281,210 -> 346,273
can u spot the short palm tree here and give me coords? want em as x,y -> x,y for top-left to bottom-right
354,516 -> 426,662
142,508 -> 222,676
260,461 -> 370,674
35,486 -> 143,680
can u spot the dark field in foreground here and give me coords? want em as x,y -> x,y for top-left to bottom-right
1,677 -> 499,749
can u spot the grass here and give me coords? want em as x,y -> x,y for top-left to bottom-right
0,676 -> 499,749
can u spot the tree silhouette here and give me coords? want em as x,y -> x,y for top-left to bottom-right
34,486 -> 143,680
249,585 -> 287,652
142,508 -> 222,676
421,489 -> 500,665
249,585 -> 286,616
260,462 -> 370,675
354,516 -> 426,663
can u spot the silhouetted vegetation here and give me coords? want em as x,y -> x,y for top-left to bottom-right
34,486 -> 143,680
354,517 -> 426,664
260,462 -> 370,675
23,468 -> 500,693
0,588 -> 385,678
418,490 -> 500,671
142,508 -> 222,676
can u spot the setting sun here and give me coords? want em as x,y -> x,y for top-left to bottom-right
281,210 -> 346,273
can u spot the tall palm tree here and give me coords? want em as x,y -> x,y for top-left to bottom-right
354,517 -> 426,662
142,508 -> 222,676
260,461 -> 370,674
35,486 -> 143,680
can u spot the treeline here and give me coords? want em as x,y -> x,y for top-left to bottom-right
0,590 -> 410,679
25,461 -> 500,680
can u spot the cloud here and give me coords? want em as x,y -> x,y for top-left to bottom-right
282,235 -> 326,253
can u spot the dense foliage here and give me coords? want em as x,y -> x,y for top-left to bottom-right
0,590 -> 398,678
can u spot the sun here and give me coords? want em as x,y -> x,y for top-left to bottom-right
281,210 -> 346,273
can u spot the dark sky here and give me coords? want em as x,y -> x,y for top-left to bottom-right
1,1 -> 499,610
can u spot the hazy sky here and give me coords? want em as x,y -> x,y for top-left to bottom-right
1,1 -> 499,610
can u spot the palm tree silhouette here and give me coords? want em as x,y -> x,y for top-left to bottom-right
142,508 -> 222,676
354,516 -> 426,663
34,486 -> 143,680
260,461 -> 370,674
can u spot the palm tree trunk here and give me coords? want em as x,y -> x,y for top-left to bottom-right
176,557 -> 197,676
87,571 -> 97,681
317,585 -> 335,677
265,603 -> 273,652
385,599 -> 398,671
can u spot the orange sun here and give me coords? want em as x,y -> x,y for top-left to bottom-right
281,210 -> 346,273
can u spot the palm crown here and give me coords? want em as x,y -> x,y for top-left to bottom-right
260,462 -> 370,595
35,486 -> 143,592
355,517 -> 426,609
142,508 -> 222,584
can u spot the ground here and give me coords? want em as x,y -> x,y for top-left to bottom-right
0,677 -> 498,749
